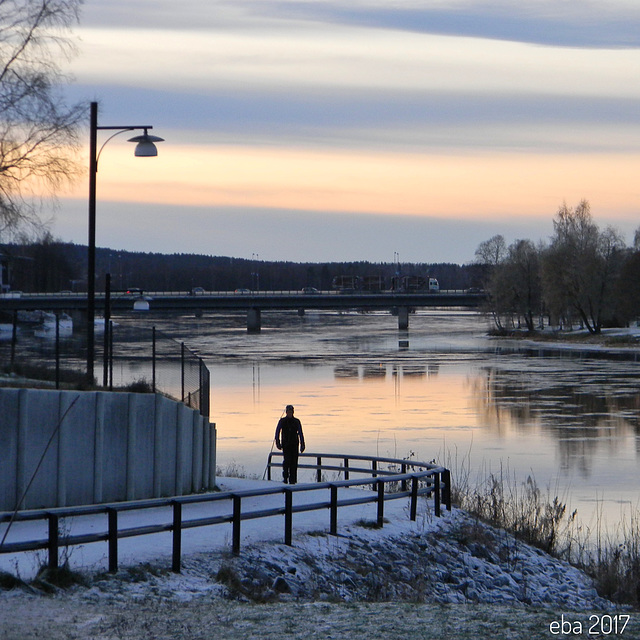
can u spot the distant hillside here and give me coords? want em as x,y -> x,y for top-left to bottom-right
2,241 -> 483,292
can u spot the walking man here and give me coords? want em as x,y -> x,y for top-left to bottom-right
275,404 -> 306,484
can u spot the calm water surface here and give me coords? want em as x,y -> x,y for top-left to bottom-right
14,307 -> 636,533
139,308 -> 640,534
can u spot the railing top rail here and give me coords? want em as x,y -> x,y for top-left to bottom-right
269,450 -> 442,470
1,453 -> 448,524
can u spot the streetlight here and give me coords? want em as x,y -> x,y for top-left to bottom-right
87,101 -> 164,382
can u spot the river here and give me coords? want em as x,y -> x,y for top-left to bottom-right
6,307 -> 639,536
132,307 -> 639,538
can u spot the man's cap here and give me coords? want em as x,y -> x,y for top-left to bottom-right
285,404 -> 294,411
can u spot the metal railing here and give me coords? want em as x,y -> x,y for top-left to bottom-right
104,323 -> 210,417
0,317 -> 209,417
0,453 -> 450,574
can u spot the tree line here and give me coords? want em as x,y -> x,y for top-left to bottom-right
2,237 -> 485,293
475,200 -> 640,334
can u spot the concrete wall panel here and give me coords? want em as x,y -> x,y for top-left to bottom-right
22,391 -> 59,509
100,392 -> 130,503
0,389 -> 215,510
0,389 -> 19,510
60,392 -> 96,507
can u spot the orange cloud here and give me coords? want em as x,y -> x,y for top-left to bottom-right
67,145 -> 640,221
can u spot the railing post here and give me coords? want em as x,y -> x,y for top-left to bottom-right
377,480 -> 385,527
434,472 -> 441,517
172,501 -> 182,573
267,452 -> 272,481
371,459 -> 378,490
401,463 -> 407,492
152,326 -> 156,393
410,477 -> 418,521
108,508 -> 118,573
442,468 -> 452,511
181,342 -> 186,402
330,485 -> 338,535
47,513 -> 59,570
316,456 -> 322,483
232,495 -> 241,555
343,457 -> 349,481
109,321 -> 114,389
284,489 -> 293,545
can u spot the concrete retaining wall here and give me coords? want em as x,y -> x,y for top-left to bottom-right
0,388 -> 217,511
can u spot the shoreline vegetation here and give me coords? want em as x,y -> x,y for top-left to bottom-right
449,457 -> 640,609
489,324 -> 640,346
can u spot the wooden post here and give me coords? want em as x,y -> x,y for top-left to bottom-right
401,463 -> 407,492
232,495 -> 241,555
172,501 -> 182,573
108,508 -> 118,573
284,490 -> 293,546
377,481 -> 385,527
410,477 -> 418,521
330,485 -> 338,535
434,472 -> 441,517
316,456 -> 322,483
47,513 -> 59,570
442,468 -> 452,511
343,457 -> 349,481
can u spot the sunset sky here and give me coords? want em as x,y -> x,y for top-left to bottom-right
53,0 -> 640,263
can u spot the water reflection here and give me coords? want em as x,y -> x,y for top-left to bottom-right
10,308 -> 635,532
470,364 -> 640,477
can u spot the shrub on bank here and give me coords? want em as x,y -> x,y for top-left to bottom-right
450,462 -> 640,608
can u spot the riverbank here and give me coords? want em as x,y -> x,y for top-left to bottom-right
488,325 -> 640,358
1,478 -> 636,640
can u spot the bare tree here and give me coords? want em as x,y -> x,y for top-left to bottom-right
503,239 -> 542,331
481,238 -> 542,332
541,200 -> 624,333
0,0 -> 84,237
475,234 -> 507,267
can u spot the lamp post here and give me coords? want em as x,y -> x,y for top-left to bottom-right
87,101 -> 164,382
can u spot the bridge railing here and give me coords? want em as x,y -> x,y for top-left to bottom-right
0,453 -> 451,574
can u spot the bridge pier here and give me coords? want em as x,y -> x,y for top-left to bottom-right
397,306 -> 409,331
247,307 -> 261,332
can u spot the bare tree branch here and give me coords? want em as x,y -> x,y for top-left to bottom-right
0,0 -> 85,237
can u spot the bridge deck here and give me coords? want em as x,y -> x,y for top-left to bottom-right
1,291 -> 484,312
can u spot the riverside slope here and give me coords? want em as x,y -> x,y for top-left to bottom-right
2,478 -> 636,640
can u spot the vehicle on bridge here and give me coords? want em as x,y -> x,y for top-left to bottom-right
362,275 -> 386,292
390,275 -> 439,293
331,275 -> 362,292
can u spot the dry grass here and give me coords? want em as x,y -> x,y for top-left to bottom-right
447,450 -> 640,608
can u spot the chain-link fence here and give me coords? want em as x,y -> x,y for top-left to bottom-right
0,312 -> 210,417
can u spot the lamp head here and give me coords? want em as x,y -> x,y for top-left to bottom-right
128,129 -> 164,157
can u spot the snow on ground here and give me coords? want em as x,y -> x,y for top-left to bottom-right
0,477 -> 622,610
1,480 -> 638,639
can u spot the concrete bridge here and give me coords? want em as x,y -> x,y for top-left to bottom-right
1,290 -> 485,331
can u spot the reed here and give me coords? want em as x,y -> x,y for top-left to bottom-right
445,450 -> 640,608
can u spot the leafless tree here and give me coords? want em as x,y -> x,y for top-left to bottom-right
475,234 -> 507,267
0,0 -> 84,238
541,200 -> 625,333
481,238 -> 542,332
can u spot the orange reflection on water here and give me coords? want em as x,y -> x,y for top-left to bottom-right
212,362 -> 484,474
